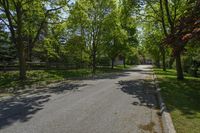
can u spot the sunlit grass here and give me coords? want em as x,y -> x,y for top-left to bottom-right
114,65 -> 132,69
154,68 -> 200,133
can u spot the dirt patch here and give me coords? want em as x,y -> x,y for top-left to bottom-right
139,121 -> 157,133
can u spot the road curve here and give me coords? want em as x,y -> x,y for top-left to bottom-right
0,65 -> 163,133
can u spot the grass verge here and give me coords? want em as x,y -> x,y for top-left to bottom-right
0,65 -> 132,95
154,68 -> 200,133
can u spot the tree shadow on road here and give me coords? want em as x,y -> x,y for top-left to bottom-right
0,94 -> 50,129
117,79 -> 159,109
0,82 -> 87,129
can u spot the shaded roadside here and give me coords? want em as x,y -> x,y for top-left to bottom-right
0,81 -> 86,129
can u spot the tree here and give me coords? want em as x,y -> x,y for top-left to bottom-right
163,0 -> 200,79
0,0 -> 67,79
102,6 -> 127,69
68,0 -> 116,73
143,32 -> 162,67
120,0 -> 138,68
143,0 -> 192,79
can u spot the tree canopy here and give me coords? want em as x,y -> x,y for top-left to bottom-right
0,0 -> 199,80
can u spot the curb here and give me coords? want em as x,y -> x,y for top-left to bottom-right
152,73 -> 176,133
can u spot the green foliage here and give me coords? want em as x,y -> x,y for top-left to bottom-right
0,0 -> 140,77
182,40 -> 200,76
0,29 -> 16,62
126,47 -> 140,64
66,0 -> 139,69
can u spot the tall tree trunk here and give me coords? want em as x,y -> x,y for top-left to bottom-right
16,4 -> 26,80
123,57 -> 126,68
18,42 -> 26,80
28,43 -> 33,62
176,52 -> 184,80
28,48 -> 32,62
111,58 -> 114,69
92,53 -> 96,74
162,48 -> 166,71
92,45 -> 96,74
81,49 -> 83,68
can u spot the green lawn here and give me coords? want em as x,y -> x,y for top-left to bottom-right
0,65 -> 132,95
154,68 -> 200,133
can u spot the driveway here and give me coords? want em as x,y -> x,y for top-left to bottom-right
0,65 -> 163,133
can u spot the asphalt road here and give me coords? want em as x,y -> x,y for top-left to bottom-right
0,65 -> 163,133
